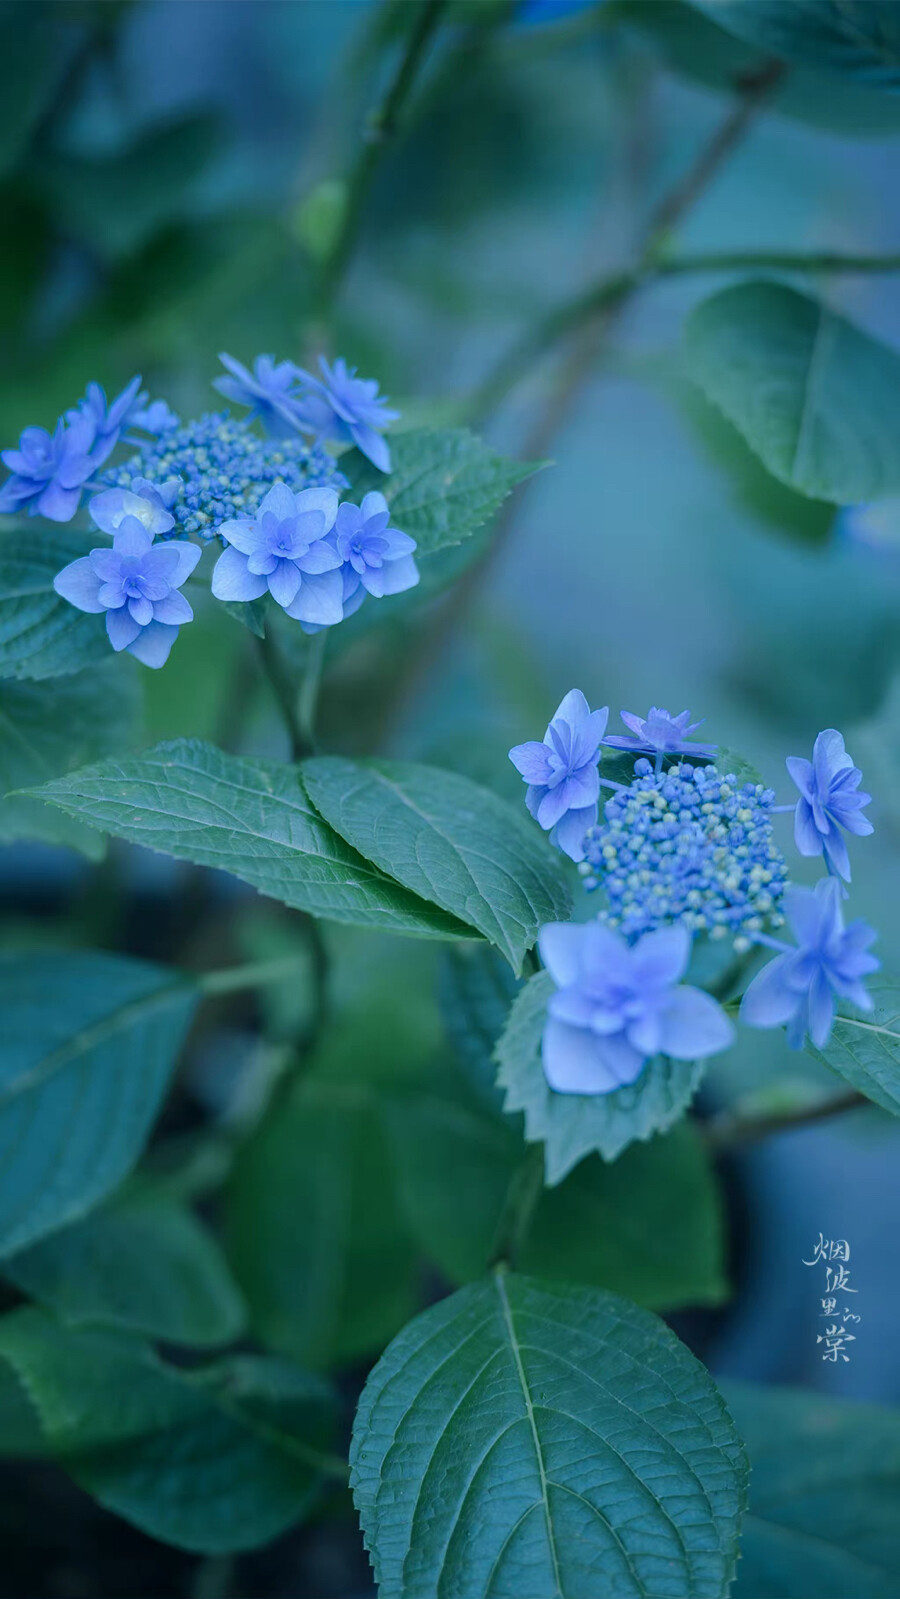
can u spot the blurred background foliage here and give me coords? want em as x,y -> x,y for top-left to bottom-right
3,0 -> 900,1593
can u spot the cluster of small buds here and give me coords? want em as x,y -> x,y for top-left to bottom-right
581,758 -> 788,948
101,414 -> 346,540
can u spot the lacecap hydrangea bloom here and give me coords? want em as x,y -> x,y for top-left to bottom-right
741,877 -> 879,1049
514,694 -> 879,1092
539,921 -> 734,1093
786,728 -> 873,882
102,414 -> 345,540
508,690 -> 609,862
53,487 -> 200,668
214,353 -> 309,439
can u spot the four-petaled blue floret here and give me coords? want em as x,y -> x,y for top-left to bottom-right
509,690 -> 609,862
333,491 -> 419,615
786,728 -> 873,883
214,354 -> 309,440
53,487 -> 201,668
0,413 -> 113,522
604,707 -> 717,763
293,357 -> 399,473
740,877 -> 879,1049
539,920 -> 734,1094
211,482 -> 344,626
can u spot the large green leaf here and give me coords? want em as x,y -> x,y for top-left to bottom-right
440,943 -> 520,1110
0,1309 -> 338,1553
2,1187 -> 246,1348
303,757 -> 572,972
351,1273 -> 748,1599
0,662 -> 140,858
808,976 -> 900,1116
724,1381 -> 900,1598
689,2 -> 900,90
341,427 -> 541,556
0,526 -> 109,680
0,952 -> 197,1257
685,282 -> 900,503
495,971 -> 705,1182
225,1074 -> 418,1371
386,1088 -> 727,1306
27,739 -> 475,941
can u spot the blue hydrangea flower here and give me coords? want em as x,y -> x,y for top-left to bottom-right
68,376 -> 144,451
834,499 -> 900,552
786,728 -> 873,882
293,357 -> 399,473
539,920 -> 734,1094
213,354 -> 307,439
53,496 -> 200,668
88,485 -> 179,540
583,759 -> 787,946
129,397 -> 180,435
604,707 -> 717,764
740,877 -> 879,1050
0,412 -> 113,522
211,481 -> 343,625
509,690 -> 609,862
334,491 -> 418,606
101,413 -> 345,539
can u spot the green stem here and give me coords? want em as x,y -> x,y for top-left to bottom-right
655,247 -> 900,277
704,1087 -> 869,1151
314,0 -> 449,317
297,629 -> 327,754
199,952 -> 320,998
488,1142 -> 546,1270
255,629 -> 309,759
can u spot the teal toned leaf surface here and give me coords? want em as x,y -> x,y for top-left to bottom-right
341,427 -> 540,556
351,1273 -> 748,1599
808,977 -> 900,1116
0,527 -> 109,680
495,971 -> 705,1182
685,282 -> 900,503
0,662 -> 141,858
303,757 -> 572,971
27,739 -> 475,941
689,2 -> 900,90
725,1381 -> 900,1598
439,943 -> 520,1111
387,1088 -> 727,1306
2,1188 -> 246,1348
0,1309 -> 337,1553
0,952 -> 196,1258
225,1075 -> 418,1371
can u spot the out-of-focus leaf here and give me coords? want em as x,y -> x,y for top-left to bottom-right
0,1308 -> 338,1553
0,661 -> 140,857
725,1380 -> 900,1598
303,756 -> 572,972
0,952 -> 196,1257
495,971 -> 705,1181
0,7 -> 84,178
689,1 -> 900,90
2,1187 -> 246,1348
685,282 -> 900,504
351,1274 -> 749,1599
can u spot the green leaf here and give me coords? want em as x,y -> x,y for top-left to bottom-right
0,952 -> 197,1258
724,1381 -> 900,1598
2,1187 -> 246,1348
303,757 -> 572,971
0,1309 -> 338,1553
340,426 -> 541,556
0,9 -> 84,178
351,1273 -> 749,1599
808,976 -> 900,1116
225,1075 -> 418,1371
0,526 -> 109,680
688,1 -> 900,90
440,943 -> 520,1110
220,596 -> 267,638
0,1354 -> 45,1457
0,662 -> 141,858
685,281 -> 900,503
387,1086 -> 727,1307
26,738 -> 476,941
495,971 -> 705,1181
